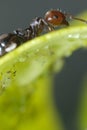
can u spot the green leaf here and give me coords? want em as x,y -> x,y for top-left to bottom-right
77,76 -> 87,130
0,26 -> 87,91
0,12 -> 87,130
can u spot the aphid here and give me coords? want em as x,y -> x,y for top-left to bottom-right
0,9 -> 87,57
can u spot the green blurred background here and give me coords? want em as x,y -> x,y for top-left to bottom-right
0,0 -> 87,130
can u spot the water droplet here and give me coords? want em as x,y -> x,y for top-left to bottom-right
68,33 -> 80,39
44,45 -> 49,49
18,56 -> 27,62
36,49 -> 39,52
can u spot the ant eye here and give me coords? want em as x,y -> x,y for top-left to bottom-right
53,15 -> 59,19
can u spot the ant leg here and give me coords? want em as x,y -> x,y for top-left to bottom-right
41,19 -> 54,31
31,25 -> 37,38
13,28 -> 24,37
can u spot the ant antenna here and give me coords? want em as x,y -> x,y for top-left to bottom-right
64,13 -> 87,24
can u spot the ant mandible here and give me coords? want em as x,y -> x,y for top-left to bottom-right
0,9 -> 87,56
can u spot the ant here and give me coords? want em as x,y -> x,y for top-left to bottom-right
0,9 -> 87,57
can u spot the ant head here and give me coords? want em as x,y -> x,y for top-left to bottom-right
44,10 -> 69,27
44,9 -> 87,27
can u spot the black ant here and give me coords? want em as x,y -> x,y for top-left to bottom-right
0,9 -> 87,57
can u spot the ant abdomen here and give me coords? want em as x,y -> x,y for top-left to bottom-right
0,33 -> 25,56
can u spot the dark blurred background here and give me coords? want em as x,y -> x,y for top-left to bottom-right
0,0 -> 87,130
